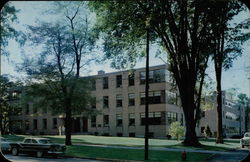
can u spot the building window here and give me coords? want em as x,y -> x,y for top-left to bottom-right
116,114 -> 123,127
103,115 -> 109,127
91,116 -> 96,127
33,119 -> 37,130
128,93 -> 135,106
128,73 -> 135,86
129,133 -> 135,137
167,91 -> 177,105
116,75 -> 122,88
117,133 -> 123,137
25,104 -> 29,115
103,96 -> 109,108
116,94 -> 122,107
140,69 -> 165,84
129,113 -> 135,126
42,119 -> 47,129
167,112 -> 178,124
140,112 -> 165,125
140,91 -> 165,105
25,120 -> 30,130
103,77 -> 108,89
53,118 -> 57,129
140,72 -> 146,84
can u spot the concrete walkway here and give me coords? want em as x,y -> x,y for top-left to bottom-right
75,143 -> 250,162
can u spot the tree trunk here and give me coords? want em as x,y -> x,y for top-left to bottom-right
65,100 -> 72,145
216,75 -> 224,143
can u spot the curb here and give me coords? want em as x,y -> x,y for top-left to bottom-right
63,155 -> 142,162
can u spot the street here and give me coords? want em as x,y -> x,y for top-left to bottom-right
3,154 -> 106,162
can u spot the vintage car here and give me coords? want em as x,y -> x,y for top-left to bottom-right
9,137 -> 66,158
240,132 -> 250,148
0,137 -> 11,152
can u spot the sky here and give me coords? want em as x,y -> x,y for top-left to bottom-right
1,1 -> 250,97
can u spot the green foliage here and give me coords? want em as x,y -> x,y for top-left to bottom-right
0,2 -> 21,55
169,121 -> 185,141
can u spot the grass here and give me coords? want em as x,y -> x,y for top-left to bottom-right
2,134 -> 241,152
65,145 -> 211,162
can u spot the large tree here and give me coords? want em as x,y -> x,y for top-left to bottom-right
209,1 -> 249,143
19,2 -> 97,145
90,0 -> 219,146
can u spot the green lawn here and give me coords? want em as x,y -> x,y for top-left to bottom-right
2,134 -> 240,152
65,145 -> 211,162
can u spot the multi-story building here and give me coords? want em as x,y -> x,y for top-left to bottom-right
8,64 -> 245,138
199,91 -> 246,137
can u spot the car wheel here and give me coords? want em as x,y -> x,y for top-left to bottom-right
36,151 -> 43,158
11,147 -> 19,156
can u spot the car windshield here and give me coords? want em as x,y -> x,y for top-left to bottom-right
0,138 -> 7,142
38,139 -> 52,144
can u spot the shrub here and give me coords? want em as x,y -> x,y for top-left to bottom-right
169,121 -> 185,140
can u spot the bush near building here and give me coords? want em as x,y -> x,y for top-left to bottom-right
169,121 -> 185,141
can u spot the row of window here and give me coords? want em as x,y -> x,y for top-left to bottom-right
100,69 -> 166,89
91,112 -> 182,127
24,118 -> 57,130
102,91 -> 178,108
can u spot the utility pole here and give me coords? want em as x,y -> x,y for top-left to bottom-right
144,24 -> 150,161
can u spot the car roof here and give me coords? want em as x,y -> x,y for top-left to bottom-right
24,137 -> 49,140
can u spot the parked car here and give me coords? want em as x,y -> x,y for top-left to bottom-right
0,137 -> 11,152
9,137 -> 66,158
240,132 -> 250,148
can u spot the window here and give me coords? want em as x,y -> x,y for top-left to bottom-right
140,112 -> 165,125
117,133 -> 123,136
116,94 -> 122,107
33,119 -> 37,130
116,75 -> 122,88
128,73 -> 135,86
103,77 -> 108,89
53,118 -> 57,129
140,69 -> 165,84
25,104 -> 29,115
32,139 -> 38,143
167,91 -> 177,105
140,72 -> 146,84
25,120 -> 30,130
140,91 -> 165,105
167,112 -> 178,124
43,119 -> 47,129
116,114 -> 123,127
91,116 -> 96,127
128,93 -> 135,106
129,113 -> 135,126
24,139 -> 31,143
103,115 -> 109,127
103,96 -> 109,108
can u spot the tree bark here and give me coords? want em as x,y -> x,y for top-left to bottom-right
65,101 -> 72,145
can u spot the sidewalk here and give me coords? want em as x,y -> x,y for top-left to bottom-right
74,143 -> 250,162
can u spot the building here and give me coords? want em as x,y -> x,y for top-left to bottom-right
8,64 -> 245,138
199,91 -> 246,137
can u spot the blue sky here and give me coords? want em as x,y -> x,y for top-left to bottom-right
1,1 -> 250,97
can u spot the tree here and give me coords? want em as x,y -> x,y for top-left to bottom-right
0,75 -> 21,134
19,2 -> 97,145
209,1 -> 249,143
203,125 -> 212,139
90,0 -> 220,146
169,121 -> 185,141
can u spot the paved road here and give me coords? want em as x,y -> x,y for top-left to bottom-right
3,154 -> 106,162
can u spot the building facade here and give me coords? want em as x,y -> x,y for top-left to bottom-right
8,64 -> 245,138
